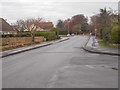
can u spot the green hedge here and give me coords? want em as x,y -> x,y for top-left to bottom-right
1,33 -> 31,38
59,30 -> 68,35
34,31 -> 58,41
109,25 -> 120,44
1,30 -> 59,41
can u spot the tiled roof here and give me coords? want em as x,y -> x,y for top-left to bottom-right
0,18 -> 16,32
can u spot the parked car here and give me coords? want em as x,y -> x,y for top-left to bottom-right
72,33 -> 75,36
67,34 -> 71,37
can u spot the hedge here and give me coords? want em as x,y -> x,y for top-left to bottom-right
34,31 -> 58,41
1,30 -> 59,41
59,30 -> 68,35
1,33 -> 31,38
109,25 -> 120,44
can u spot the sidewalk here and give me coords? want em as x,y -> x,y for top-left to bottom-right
83,36 -> 120,56
1,37 -> 69,58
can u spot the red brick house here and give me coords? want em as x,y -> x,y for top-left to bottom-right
36,22 -> 53,30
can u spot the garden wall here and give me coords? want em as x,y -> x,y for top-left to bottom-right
0,37 -> 44,51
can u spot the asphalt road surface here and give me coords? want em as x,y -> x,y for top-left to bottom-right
2,36 -> 118,88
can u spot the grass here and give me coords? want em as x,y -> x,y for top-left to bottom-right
98,40 -> 120,48
98,40 -> 109,46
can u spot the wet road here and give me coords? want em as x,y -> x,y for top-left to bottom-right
2,36 -> 118,88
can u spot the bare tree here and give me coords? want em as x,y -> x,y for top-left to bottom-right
15,18 -> 43,42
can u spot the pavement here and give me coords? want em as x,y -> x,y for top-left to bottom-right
82,35 -> 120,56
2,35 -> 118,88
1,37 -> 69,58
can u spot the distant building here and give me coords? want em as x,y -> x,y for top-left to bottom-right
10,21 -> 53,32
0,18 -> 17,34
36,22 -> 53,30
22,22 -> 54,32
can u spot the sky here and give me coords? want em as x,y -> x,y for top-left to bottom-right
0,0 -> 119,26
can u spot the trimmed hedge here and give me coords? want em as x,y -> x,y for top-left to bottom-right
59,30 -> 68,35
1,33 -> 31,38
1,30 -> 59,41
34,31 -> 58,41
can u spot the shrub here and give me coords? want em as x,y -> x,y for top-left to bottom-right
50,28 -> 59,37
15,33 -> 31,37
109,25 -> 120,44
34,31 -> 58,41
2,33 -> 31,38
59,30 -> 68,35
1,30 -> 59,41
2,34 -> 15,38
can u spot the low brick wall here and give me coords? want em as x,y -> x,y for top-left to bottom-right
34,37 -> 44,43
0,37 -> 44,51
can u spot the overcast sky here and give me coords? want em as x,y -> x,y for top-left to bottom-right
0,0 -> 119,25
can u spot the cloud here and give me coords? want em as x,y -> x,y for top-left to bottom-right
1,0 -> 119,2
1,1 -> 118,25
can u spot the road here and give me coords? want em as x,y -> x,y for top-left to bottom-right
2,36 -> 118,88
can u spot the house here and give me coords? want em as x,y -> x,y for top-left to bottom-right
0,18 -> 17,34
23,22 -> 54,32
36,22 -> 53,30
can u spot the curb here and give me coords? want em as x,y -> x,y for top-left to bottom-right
1,43 -> 53,58
54,38 -> 70,44
1,38 -> 69,58
82,36 -> 120,56
82,47 -> 120,56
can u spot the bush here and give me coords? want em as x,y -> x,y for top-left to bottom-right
59,30 -> 68,35
1,30 -> 59,41
2,33 -> 31,38
34,31 -> 58,41
50,28 -> 59,37
2,34 -> 15,38
109,25 -> 120,44
15,33 -> 31,37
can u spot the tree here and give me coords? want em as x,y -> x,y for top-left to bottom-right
81,18 -> 89,33
15,18 -> 43,42
109,25 -> 120,44
25,24 -> 37,42
56,19 -> 64,30
50,27 -> 59,38
64,19 -> 71,34
109,14 -> 119,44
63,14 -> 88,34
98,8 -> 111,40
70,14 -> 88,33
90,7 -> 119,44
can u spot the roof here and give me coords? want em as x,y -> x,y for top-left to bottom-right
36,22 -> 53,30
0,18 -> 16,32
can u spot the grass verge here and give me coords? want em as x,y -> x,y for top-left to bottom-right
98,40 -> 120,48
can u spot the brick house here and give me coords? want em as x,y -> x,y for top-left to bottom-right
36,22 -> 53,30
